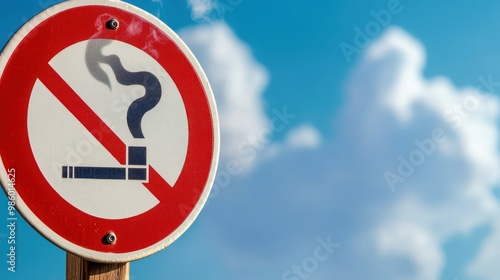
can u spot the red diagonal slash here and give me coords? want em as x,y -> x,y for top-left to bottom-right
38,65 -> 172,201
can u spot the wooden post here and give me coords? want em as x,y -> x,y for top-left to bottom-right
66,252 -> 130,280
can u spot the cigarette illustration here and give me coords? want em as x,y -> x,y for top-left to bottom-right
63,146 -> 147,180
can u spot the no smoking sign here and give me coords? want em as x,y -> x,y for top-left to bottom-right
0,1 -> 219,262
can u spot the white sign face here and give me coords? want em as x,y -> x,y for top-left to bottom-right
29,39 -> 189,220
0,0 -> 219,262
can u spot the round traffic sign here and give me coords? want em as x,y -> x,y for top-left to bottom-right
0,0 -> 219,262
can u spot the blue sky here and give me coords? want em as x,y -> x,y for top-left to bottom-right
3,0 -> 500,279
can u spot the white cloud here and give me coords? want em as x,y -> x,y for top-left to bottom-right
343,27 -> 500,279
286,124 -> 322,149
466,220 -> 500,278
196,25 -> 500,280
187,0 -> 216,21
180,23 -> 315,173
174,16 -> 500,279
377,222 -> 443,280
179,22 -> 270,169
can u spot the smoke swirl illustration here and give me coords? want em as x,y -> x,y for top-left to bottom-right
85,39 -> 162,139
